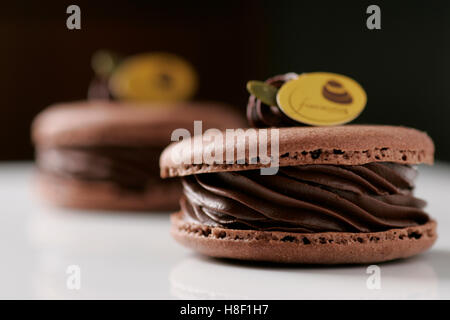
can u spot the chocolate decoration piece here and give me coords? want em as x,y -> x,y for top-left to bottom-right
246,73 -> 299,128
88,50 -> 121,100
87,77 -> 114,101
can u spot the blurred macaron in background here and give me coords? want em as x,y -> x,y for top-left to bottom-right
31,51 -> 245,211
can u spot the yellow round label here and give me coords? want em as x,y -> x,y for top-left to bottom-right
276,72 -> 367,126
109,52 -> 198,103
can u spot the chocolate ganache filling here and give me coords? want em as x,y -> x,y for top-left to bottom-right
37,146 -> 173,191
180,162 -> 430,233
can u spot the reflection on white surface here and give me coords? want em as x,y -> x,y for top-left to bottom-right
27,206 -> 178,299
0,162 -> 450,299
170,254 -> 443,300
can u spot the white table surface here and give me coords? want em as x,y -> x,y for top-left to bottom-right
1,161 -> 450,300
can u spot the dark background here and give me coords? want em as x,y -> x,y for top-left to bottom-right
1,1 -> 449,160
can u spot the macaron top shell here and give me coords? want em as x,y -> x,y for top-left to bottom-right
160,125 -> 434,178
32,100 -> 245,148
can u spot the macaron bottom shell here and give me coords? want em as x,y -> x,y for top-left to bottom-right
171,212 -> 437,264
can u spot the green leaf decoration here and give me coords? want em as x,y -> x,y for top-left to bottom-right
246,80 -> 278,106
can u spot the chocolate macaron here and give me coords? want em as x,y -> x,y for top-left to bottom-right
32,100 -> 244,211
161,125 -> 436,264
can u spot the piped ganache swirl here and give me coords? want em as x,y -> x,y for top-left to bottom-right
37,146 -> 173,192
180,163 -> 430,233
